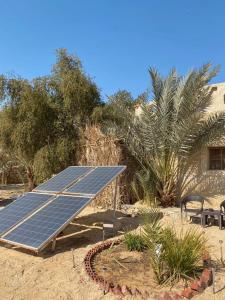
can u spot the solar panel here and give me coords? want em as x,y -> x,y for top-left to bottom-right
2,196 -> 91,251
0,193 -> 53,235
34,166 -> 94,192
66,166 -> 125,195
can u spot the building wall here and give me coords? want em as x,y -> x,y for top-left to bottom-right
185,146 -> 225,207
206,82 -> 225,113
187,82 -> 225,207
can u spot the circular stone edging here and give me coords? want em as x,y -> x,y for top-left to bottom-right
84,239 -> 212,299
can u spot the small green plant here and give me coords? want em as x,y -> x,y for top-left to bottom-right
163,228 -> 206,283
145,225 -> 206,284
124,232 -> 146,252
139,207 -> 162,226
131,170 -> 157,206
140,214 -> 207,285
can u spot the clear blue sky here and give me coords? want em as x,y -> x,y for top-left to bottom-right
0,0 -> 225,100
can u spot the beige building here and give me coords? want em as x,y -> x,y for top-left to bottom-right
192,82 -> 225,207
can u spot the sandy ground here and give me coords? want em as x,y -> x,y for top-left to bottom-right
0,208 -> 140,300
0,186 -> 225,299
0,184 -> 24,205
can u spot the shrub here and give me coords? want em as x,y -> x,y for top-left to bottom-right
140,207 -> 163,226
123,208 -> 207,285
162,227 -> 206,283
148,227 -> 206,284
141,215 -> 207,284
124,232 -> 146,252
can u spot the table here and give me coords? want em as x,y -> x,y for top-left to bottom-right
201,209 -> 224,230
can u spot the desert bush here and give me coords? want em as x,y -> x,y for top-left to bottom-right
162,228 -> 206,283
141,215 -> 206,284
124,232 -> 146,252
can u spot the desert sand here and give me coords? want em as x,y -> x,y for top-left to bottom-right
0,186 -> 225,300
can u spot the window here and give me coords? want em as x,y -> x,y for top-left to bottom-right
209,148 -> 225,170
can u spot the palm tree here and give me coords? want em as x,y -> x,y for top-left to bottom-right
116,64 -> 225,206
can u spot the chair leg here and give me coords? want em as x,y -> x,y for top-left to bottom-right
202,215 -> 207,227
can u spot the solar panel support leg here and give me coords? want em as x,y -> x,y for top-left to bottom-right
113,178 -> 118,218
51,238 -> 56,252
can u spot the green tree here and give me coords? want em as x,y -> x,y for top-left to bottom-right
115,64 -> 225,206
91,90 -> 147,126
50,49 -> 101,125
0,49 -> 101,190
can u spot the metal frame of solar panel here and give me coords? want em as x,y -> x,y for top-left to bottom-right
0,192 -> 54,236
0,165 -> 126,253
34,166 -> 94,193
1,195 -> 92,252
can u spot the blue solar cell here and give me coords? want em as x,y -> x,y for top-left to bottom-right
0,193 -> 53,235
34,166 -> 93,192
3,196 -> 91,250
66,166 -> 125,195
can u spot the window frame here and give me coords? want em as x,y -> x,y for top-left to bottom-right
208,147 -> 225,170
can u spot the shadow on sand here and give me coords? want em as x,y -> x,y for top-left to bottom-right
0,209 -> 140,258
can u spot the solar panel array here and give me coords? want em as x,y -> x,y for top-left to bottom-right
0,193 -> 53,235
34,166 -> 93,192
66,166 -> 125,195
0,165 -> 126,252
2,196 -> 91,250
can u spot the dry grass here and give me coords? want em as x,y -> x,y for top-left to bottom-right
93,243 -> 158,291
78,125 -> 138,208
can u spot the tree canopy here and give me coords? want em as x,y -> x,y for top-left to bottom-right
91,90 -> 148,128
0,49 -> 101,190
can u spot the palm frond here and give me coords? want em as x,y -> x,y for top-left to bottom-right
112,63 -> 224,206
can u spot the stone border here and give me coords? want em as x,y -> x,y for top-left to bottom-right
84,239 -> 212,299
